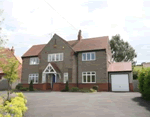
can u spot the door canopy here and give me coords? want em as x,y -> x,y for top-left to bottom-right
43,63 -> 56,74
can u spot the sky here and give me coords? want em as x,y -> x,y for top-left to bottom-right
0,0 -> 150,64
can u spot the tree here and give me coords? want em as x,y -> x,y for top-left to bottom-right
29,80 -> 34,91
0,57 -> 19,100
110,34 -> 137,63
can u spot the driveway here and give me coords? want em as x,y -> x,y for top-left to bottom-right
23,92 -> 150,117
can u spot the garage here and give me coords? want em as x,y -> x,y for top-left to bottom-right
108,62 -> 133,92
111,74 -> 129,91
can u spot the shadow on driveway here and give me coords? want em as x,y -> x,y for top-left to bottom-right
132,96 -> 150,112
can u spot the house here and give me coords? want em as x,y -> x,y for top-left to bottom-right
0,47 -> 22,90
142,62 -> 150,68
21,30 -> 133,91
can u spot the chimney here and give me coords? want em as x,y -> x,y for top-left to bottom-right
11,46 -> 15,54
78,30 -> 82,41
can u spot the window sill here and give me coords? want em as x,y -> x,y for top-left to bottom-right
82,82 -> 96,83
82,60 -> 96,61
29,64 -> 39,65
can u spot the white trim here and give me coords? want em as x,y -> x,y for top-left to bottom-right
82,71 -> 96,83
43,63 -> 56,74
48,53 -> 64,62
82,52 -> 96,61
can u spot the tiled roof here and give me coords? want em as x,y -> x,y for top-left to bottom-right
22,34 -> 109,57
108,62 -> 132,72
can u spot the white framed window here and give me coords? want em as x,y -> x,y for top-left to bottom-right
82,52 -> 96,61
82,71 -> 96,83
28,73 -> 39,84
48,53 -> 63,62
30,57 -> 39,65
64,73 -> 68,83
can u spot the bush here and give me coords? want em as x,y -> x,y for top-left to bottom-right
61,89 -> 68,92
62,81 -> 69,92
0,92 -> 28,117
20,87 -> 29,91
133,70 -> 138,80
15,83 -> 23,90
138,68 -> 150,100
29,80 -> 34,91
79,88 -> 92,93
92,85 -> 99,91
90,88 -> 97,92
70,87 -> 79,92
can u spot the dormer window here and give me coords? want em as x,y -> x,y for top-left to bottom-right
30,57 -> 40,65
82,52 -> 96,61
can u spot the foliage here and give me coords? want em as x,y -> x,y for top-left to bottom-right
134,65 -> 143,71
133,70 -> 139,80
20,87 -> 29,91
92,85 -> 99,91
0,57 -> 19,100
64,81 -> 69,91
29,80 -> 34,91
90,88 -> 97,92
15,83 -> 23,90
0,92 -> 27,117
70,87 -> 79,92
110,34 -> 137,62
138,68 -> 150,100
79,88 -> 92,93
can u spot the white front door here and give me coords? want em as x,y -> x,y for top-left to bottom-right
111,74 -> 129,91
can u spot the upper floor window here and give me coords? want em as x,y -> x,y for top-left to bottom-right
48,53 -> 63,62
82,71 -> 96,83
64,73 -> 68,83
82,52 -> 96,61
28,73 -> 39,84
30,57 -> 39,65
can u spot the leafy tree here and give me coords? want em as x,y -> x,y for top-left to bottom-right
110,34 -> 137,63
0,57 -> 19,100
29,80 -> 34,91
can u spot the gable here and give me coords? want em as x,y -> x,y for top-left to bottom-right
22,34 -> 109,57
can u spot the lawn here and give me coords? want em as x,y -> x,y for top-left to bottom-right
134,65 -> 143,71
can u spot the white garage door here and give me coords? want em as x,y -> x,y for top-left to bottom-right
111,74 -> 129,91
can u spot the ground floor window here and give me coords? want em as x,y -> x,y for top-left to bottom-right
64,73 -> 68,83
82,71 -> 96,83
28,73 -> 39,84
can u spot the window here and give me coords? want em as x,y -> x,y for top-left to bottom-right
30,57 -> 39,65
82,52 -> 96,61
82,72 -> 96,83
48,53 -> 63,62
64,73 -> 68,83
28,73 -> 39,84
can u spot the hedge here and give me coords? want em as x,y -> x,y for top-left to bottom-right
138,68 -> 150,100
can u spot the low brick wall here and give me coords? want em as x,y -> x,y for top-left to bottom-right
22,83 -> 51,91
53,83 -> 109,91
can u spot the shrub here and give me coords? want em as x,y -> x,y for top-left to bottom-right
15,83 -> 23,90
64,81 -> 69,91
133,70 -> 138,80
79,88 -> 92,93
0,92 -> 28,116
70,87 -> 79,92
29,80 -> 34,91
90,88 -> 97,92
20,87 -> 29,91
92,85 -> 99,91
138,68 -> 150,100
61,89 -> 68,92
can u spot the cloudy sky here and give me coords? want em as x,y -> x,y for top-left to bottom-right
0,0 -> 150,64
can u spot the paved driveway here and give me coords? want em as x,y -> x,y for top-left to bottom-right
23,92 -> 150,117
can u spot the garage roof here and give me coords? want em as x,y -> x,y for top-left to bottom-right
108,62 -> 132,72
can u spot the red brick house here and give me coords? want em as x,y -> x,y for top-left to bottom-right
21,30 -> 133,91
0,47 -> 22,90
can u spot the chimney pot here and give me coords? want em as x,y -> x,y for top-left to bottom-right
11,46 -> 15,54
78,30 -> 82,41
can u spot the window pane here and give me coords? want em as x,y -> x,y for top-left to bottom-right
87,53 -> 90,60
52,54 -> 55,61
60,53 -> 63,61
56,54 -> 59,61
92,76 -> 95,82
87,76 -> 90,82
82,53 -> 86,60
92,72 -> 95,74
83,76 -> 86,82
91,53 -> 95,60
87,72 -> 90,74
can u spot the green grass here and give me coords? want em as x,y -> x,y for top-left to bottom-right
134,65 -> 143,71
